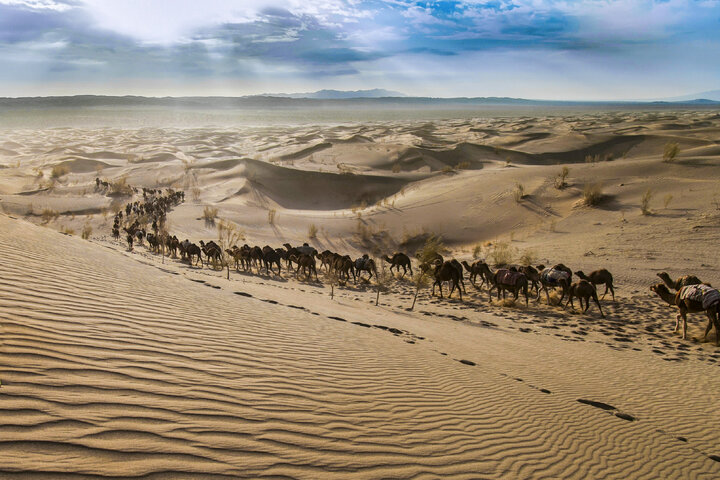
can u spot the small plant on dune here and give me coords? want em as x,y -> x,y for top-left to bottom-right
191,186 -> 202,203
518,248 -> 537,267
663,142 -> 679,163
109,176 -> 133,196
60,225 -> 75,235
513,183 -> 525,203
375,261 -> 392,306
203,206 -> 219,225
50,164 -> 69,179
391,163 -> 402,173
81,222 -> 92,240
641,188 -> 653,215
441,165 -> 455,174
455,161 -> 470,170
487,241 -> 514,267
554,166 -> 569,189
41,208 -> 59,224
417,234 -> 448,266
409,269 -> 432,311
582,182 -> 603,206
472,243 -> 483,259
663,194 -> 673,209
267,208 -> 276,225
217,219 -> 245,279
308,223 -> 318,239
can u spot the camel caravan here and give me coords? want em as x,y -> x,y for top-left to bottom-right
109,190 -> 720,346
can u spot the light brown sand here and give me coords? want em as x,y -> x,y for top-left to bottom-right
1,109 -> 719,478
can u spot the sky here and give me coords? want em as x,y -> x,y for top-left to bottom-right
0,0 -> 718,100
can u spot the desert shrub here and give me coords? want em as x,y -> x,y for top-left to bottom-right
472,243 -> 483,259
513,183 -> 525,203
109,176 -> 133,196
554,166 -> 569,189
641,189 -> 653,215
663,194 -> 673,209
582,182 -> 603,206
60,225 -> 75,235
518,248 -> 537,266
308,223 -> 318,239
663,142 -> 679,162
81,222 -> 92,240
203,206 -> 218,225
191,186 -> 202,202
391,163 -> 402,173
487,241 -> 514,267
410,269 -> 432,311
417,234 -> 448,266
267,208 -> 276,225
441,165 -> 455,174
41,208 -> 59,224
455,161 -> 471,170
50,164 -> 69,179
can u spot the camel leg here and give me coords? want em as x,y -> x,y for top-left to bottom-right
674,313 -> 682,332
439,282 -> 444,299
593,293 -> 604,317
564,294 -> 573,311
610,284 -> 615,302
703,312 -> 714,341
681,309 -> 688,340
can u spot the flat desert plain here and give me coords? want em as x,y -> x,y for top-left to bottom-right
1,109 -> 720,479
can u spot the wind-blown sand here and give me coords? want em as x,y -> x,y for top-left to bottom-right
1,109 -> 719,478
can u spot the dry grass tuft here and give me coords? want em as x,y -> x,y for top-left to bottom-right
50,164 -> 69,179
81,222 -> 92,240
582,182 -> 603,206
267,208 -> 276,225
518,248 -> 536,266
663,142 -> 679,163
554,166 -> 569,189
41,208 -> 59,224
203,206 -> 218,225
663,194 -> 673,209
308,224 -> 318,239
513,183 -> 525,203
487,241 -> 514,267
641,188 -> 653,215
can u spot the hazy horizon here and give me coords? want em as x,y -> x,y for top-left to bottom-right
1,1 -> 719,100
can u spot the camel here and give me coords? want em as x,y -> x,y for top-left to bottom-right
316,250 -> 336,272
565,280 -> 604,317
520,265 -> 541,297
249,246 -> 264,273
462,260 -> 493,289
575,269 -> 615,301
448,259 -> 466,293
291,253 -> 319,281
651,283 -> 720,345
383,253 -> 413,277
185,243 -> 203,267
199,240 -> 222,269
355,255 -> 377,283
489,268 -> 529,306
537,264 -> 572,304
431,260 -> 462,300
333,255 -> 355,282
656,272 -> 702,291
261,246 -> 283,276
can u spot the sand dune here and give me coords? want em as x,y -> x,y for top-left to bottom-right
1,109 -> 720,478
1,215 -> 719,478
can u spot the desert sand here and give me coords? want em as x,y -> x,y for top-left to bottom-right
1,108 -> 720,478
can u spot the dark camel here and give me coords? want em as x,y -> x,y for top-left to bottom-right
575,269 -> 615,301
383,253 -> 413,277
355,255 -> 377,283
431,260 -> 462,300
565,280 -> 604,317
489,268 -> 529,306
656,272 -> 702,291
651,283 -> 720,345
333,255 -> 355,282
462,260 -> 493,289
262,245 -> 283,276
291,253 -> 319,281
199,240 -> 222,269
520,265 -> 541,297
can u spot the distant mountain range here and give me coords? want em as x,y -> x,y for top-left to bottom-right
0,93 -> 718,108
257,89 -> 406,99
657,90 -> 720,102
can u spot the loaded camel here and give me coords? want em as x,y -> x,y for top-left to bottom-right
489,268 -> 529,306
383,253 -> 413,278
355,255 -> 377,283
565,280 -> 604,317
651,283 -> 720,345
575,269 -> 615,301
291,253 -> 319,281
656,272 -> 702,291
537,264 -> 572,305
